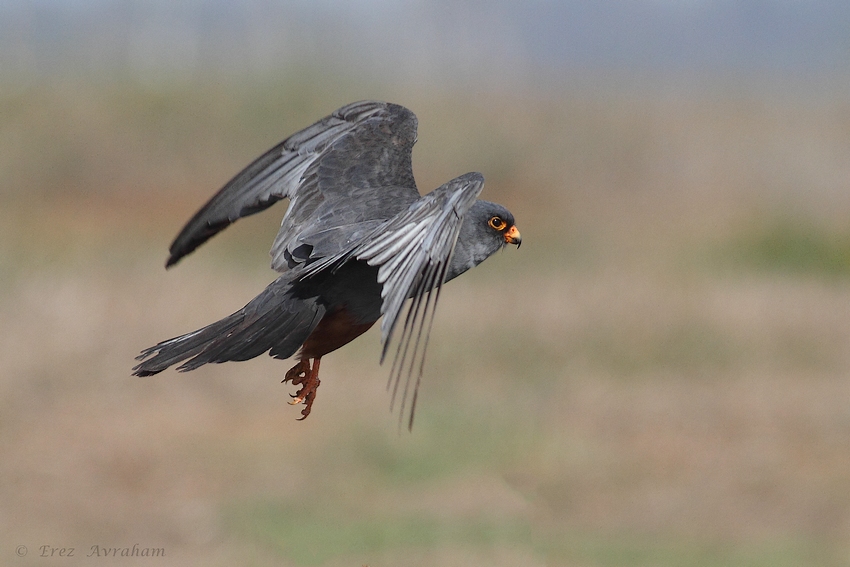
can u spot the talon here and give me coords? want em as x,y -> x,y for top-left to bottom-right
282,358 -> 321,419
282,359 -> 310,385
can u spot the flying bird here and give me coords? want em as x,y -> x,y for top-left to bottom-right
133,101 -> 521,428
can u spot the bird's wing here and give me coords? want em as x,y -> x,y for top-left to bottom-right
166,101 -> 420,268
299,172 -> 485,429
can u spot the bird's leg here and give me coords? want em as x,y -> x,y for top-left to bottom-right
282,358 -> 321,420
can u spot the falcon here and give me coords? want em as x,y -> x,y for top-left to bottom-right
133,101 -> 521,428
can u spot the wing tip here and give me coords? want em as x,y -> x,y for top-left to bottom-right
166,241 -> 195,268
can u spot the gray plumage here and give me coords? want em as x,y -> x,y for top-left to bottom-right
134,100 -> 520,427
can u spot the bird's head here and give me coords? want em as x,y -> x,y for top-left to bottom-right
446,200 -> 521,282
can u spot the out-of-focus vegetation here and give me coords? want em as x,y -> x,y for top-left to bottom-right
2,71 -> 850,567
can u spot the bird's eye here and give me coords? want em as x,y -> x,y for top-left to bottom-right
488,216 -> 507,231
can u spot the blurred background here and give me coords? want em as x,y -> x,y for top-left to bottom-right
2,1 -> 850,565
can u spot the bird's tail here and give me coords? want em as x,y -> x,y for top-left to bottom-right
132,276 -> 325,376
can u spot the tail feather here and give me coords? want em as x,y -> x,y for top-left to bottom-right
132,277 -> 324,377
132,316 -> 243,376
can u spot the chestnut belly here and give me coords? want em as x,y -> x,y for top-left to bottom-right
299,306 -> 377,359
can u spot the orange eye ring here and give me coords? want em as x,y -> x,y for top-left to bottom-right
488,216 -> 507,231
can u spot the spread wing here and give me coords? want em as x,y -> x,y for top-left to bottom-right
165,100 -> 420,268
299,172 -> 485,429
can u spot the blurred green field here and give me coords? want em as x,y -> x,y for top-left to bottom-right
2,75 -> 850,566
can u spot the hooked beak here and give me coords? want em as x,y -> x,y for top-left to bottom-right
504,225 -> 522,248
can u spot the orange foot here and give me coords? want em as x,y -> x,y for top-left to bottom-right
282,358 -> 321,420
